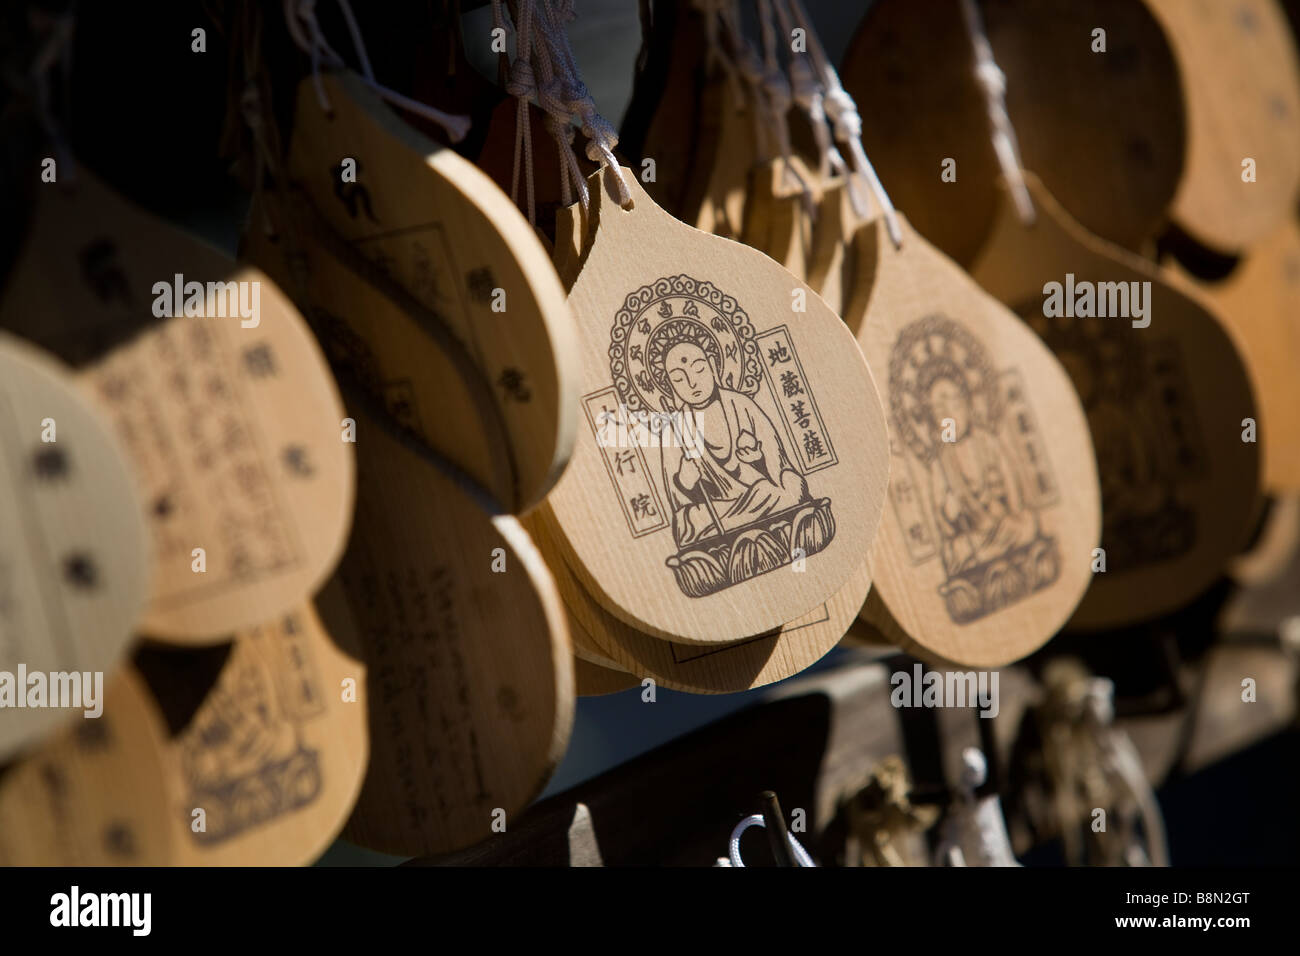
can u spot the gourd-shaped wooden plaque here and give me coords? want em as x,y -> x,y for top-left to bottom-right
133,601 -> 367,865
970,176 -> 1261,629
843,0 -> 1185,260
318,399 -> 573,857
855,215 -> 1101,667
1145,0 -> 1300,252
0,333 -> 150,761
688,77 -> 758,241
525,511 -> 868,694
542,168 -> 890,645
288,71 -> 579,513
573,656 -> 640,697
742,157 -> 818,282
1165,218 -> 1300,493
241,193 -> 512,501
0,668 -> 172,865
0,171 -> 354,643
805,178 -> 856,319
979,0 -> 1187,250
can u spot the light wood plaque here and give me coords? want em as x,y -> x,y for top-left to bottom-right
319,399 -> 573,857
1146,0 -> 1300,252
542,168 -> 890,645
0,333 -> 150,761
0,172 -> 355,644
0,668 -> 173,865
970,176 -> 1261,629
526,510 -> 869,694
288,71 -> 580,513
134,601 -> 368,865
1164,217 -> 1300,493
242,195 -> 513,503
856,214 -> 1101,667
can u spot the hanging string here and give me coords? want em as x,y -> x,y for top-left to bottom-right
959,0 -> 1035,224
493,0 -> 538,224
786,0 -> 901,247
693,0 -> 746,114
531,0 -> 633,211
283,0 -> 471,142
771,0 -> 847,192
529,0 -> 589,210
754,0 -> 811,206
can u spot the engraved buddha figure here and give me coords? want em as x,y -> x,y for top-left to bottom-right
652,326 -> 809,547
922,361 -> 1039,575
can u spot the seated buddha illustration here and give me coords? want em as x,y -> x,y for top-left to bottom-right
922,357 -> 1041,578
891,315 -> 1058,624
644,318 -> 833,597
180,646 -> 322,843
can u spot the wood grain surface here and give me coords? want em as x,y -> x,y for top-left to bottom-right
1164,216 -> 1300,493
1146,0 -> 1300,252
0,333 -> 150,760
970,175 -> 1260,629
288,71 -> 579,513
542,167 -> 890,645
135,601 -> 368,865
0,171 -> 354,644
843,0 -> 1186,260
527,508 -> 869,694
856,213 -> 1101,666
319,398 -> 573,857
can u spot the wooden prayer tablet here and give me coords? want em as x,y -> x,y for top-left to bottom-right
527,508 -> 869,694
573,657 -> 640,697
969,175 -> 1261,630
134,602 -> 367,865
287,70 -> 579,513
620,0 -> 710,218
1145,0 -> 1300,252
979,0 -> 1187,251
0,334 -> 150,761
578,561 -> 871,695
1165,217 -> 1300,493
0,171 -> 354,644
842,0 -> 1186,262
840,0 -> 1003,268
687,78 -> 757,242
541,168 -> 890,645
241,194 -> 512,503
318,399 -> 573,857
741,157 -> 819,282
841,221 -> 882,337
854,213 -> 1100,667
0,668 -> 173,865
805,178 -> 858,320
519,517 -> 626,671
